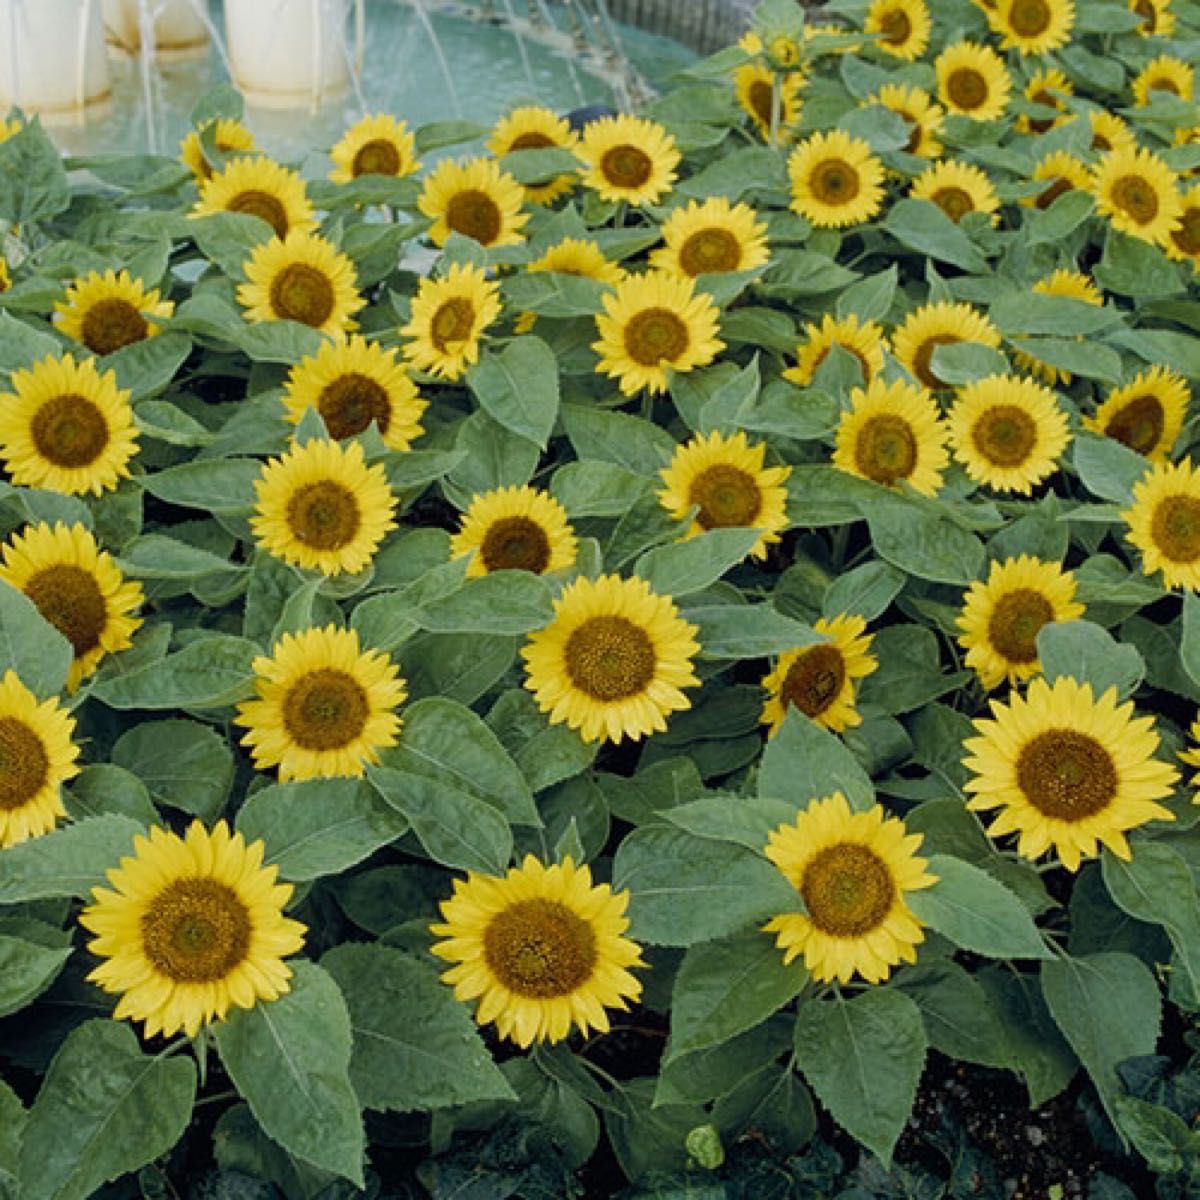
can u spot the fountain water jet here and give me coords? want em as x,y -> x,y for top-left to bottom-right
102,0 -> 209,62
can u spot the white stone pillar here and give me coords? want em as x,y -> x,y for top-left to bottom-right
102,0 -> 210,62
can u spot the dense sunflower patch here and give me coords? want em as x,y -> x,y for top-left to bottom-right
4,0 -> 1200,1194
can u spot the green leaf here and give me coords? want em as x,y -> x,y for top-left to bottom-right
0,935 -> 70,1018
991,291 -> 1116,338
188,212 -> 273,278
929,342 -> 1011,386
0,1077 -> 24,1198
0,581 -> 73,698
213,961 -> 365,1186
102,331 -> 191,402
1025,188 -> 1096,246
1008,337 -> 1122,384
412,571 -> 554,636
836,265 -> 898,324
1072,433 -> 1150,505
140,458 -> 262,513
414,120 -> 487,153
866,494 -> 985,586
118,534 -> 244,581
662,795 -> 798,854
92,635 -> 259,710
18,1020 -> 196,1200
635,529 -> 763,597
1094,229 -> 1184,298
0,312 -> 61,376
561,405 -> 677,477
1036,620 -> 1145,699
552,461 -> 649,518
882,199 -> 988,272
686,603 -> 818,659
467,336 -> 560,448
447,410 -> 539,498
501,271 -> 609,318
0,816 -> 142,903
0,121 -> 70,224
1182,592 -> 1200,689
858,623 -> 970,714
111,720 -> 234,821
759,711 -> 874,811
65,764 -> 158,826
823,561 -> 905,622
1113,1095 -> 1200,1175
892,962 -> 1012,1069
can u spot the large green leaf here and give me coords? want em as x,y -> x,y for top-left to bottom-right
0,816 -> 142,903
634,528 -> 763,597
0,936 -> 71,1018
1036,620 -> 1145,699
758,711 -> 873,810
0,1078 -> 23,1199
0,582 -> 73,699
467,336 -> 560,448
91,636 -> 259,710
111,719 -> 234,822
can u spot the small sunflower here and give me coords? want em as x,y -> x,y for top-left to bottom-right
650,198 -> 770,279
0,354 -> 139,496
734,64 -> 806,142
1179,715 -> 1200,785
0,522 -> 143,691
1011,270 -> 1103,386
1122,457 -> 1200,590
487,106 -> 579,205
237,231 -> 365,336
957,556 -> 1084,690
1085,110 -> 1138,156
54,269 -> 175,357
1133,56 -> 1195,106
251,438 -> 396,577
832,376 -> 949,497
400,262 -> 502,382
783,313 -> 887,388
521,574 -> 700,745
430,854 -> 644,1047
1130,0 -> 1175,36
236,624 -> 405,781
418,157 -> 529,250
80,820 -> 306,1038
763,793 -> 936,984
936,42 -> 1012,122
282,335 -> 426,451
788,130 -> 885,228
179,117 -> 257,182
990,0 -> 1074,55
910,160 -> 1000,224
864,0 -> 931,61
329,113 -> 420,183
1017,68 -> 1074,134
891,301 -> 1003,392
1092,146 -> 1183,248
514,238 -> 625,334
592,271 -> 724,397
1166,185 -> 1200,265
190,156 -> 316,240
868,84 -> 944,158
760,614 -> 878,735
576,115 -> 681,206
1085,366 -> 1189,462
450,486 -> 578,578
1024,150 -> 1092,210
963,676 -> 1178,871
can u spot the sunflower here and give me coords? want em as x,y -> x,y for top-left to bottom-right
964,676 -> 1178,871
251,438 -> 396,577
0,118 -> 21,143
1133,56 -> 1195,106
1166,185 -> 1200,265
867,84 -> 944,158
891,301 -> 1003,392
0,354 -> 139,496
650,198 -> 770,279
936,42 -> 1012,122
400,262 -> 502,382
80,820 -> 306,1038
1085,367 -> 1189,462
1179,715 -> 1200,784
179,117 -> 258,182
1130,0 -> 1175,37
763,793 -> 936,984
1092,146 -> 1183,248
514,238 -> 625,334
1122,457 -> 1200,590
592,271 -> 723,397
521,574 -> 700,745
864,0 -> 931,61
760,614 -> 878,735
1024,150 -> 1092,210
1017,68 -> 1074,134
990,0 -> 1074,55
957,556 -> 1084,690
237,231 -> 365,336
54,269 -> 175,357
487,106 -> 579,205
783,313 -> 886,388
0,257 -> 9,293
430,854 -> 644,1047
910,160 -> 1000,224
1085,110 -> 1138,156
0,671 -> 79,849
576,114 -> 680,206
417,157 -> 529,250
236,625 -> 405,781
1011,270 -> 1103,386
734,63 -> 806,142
190,156 -> 316,240
282,335 -> 427,451
329,113 -> 420,183
0,522 -> 143,691
788,130 -> 885,228
450,485 -> 578,578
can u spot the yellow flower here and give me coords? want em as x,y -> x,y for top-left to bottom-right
81,820 -> 306,1037
936,41 -> 1011,121
990,0 -> 1074,55
0,118 -> 21,143
0,354 -> 138,496
910,160 -> 1000,224
784,313 -> 886,388
1122,457 -> 1200,590
0,257 -> 9,293
891,300 -> 1003,392
487,106 -> 579,205
788,130 -> 885,228
1011,270 -> 1103,385
576,114 -> 680,206
521,574 -> 700,745
1024,150 -> 1092,210
734,63 -> 806,141
1092,146 -> 1184,248
864,0 -> 931,61
54,269 -> 175,357
957,555 -> 1084,690
282,335 -> 427,451
236,624 -> 405,781
592,271 -> 724,397
430,854 -> 644,1047
251,437 -> 396,577
450,485 -> 578,577
764,793 -> 936,984
1133,56 -> 1194,106
964,676 -> 1178,871
1130,0 -> 1175,37
514,238 -> 624,334
329,113 -> 420,183
1085,366 -> 1189,461
417,157 -> 529,249
1179,714 -> 1200,786
1166,185 -> 1200,265
1085,110 -> 1138,156
0,522 -> 143,691
650,197 -> 770,279
190,155 -> 316,240
179,117 -> 257,182
400,262 -> 502,382
1017,68 -> 1074,134
868,84 -> 944,157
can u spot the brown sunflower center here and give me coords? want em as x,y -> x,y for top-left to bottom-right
688,464 -> 763,529
1036,175 -> 1075,209
1015,729 -> 1117,820
801,842 -> 895,936
228,189 -> 290,239
1172,207 -> 1200,256
509,132 -> 555,151
352,138 -> 402,177
1103,394 -> 1164,455
0,717 -> 49,811
879,9 -> 913,45
281,666 -> 370,750
1027,91 -> 1057,134
947,68 -> 988,112
748,80 -> 774,126
1009,0 -> 1052,36
854,413 -> 919,484
318,373 -> 391,440
482,897 -> 598,998
809,158 -> 861,205
269,263 -> 336,328
931,186 -> 976,222
1151,494 -> 1200,563
600,144 -> 654,190
911,334 -> 960,390
564,614 -> 656,702
1110,174 -> 1160,225
286,480 -> 361,551
972,404 -> 1038,468
1134,0 -> 1154,27
1148,75 -> 1180,97
678,228 -> 742,276
30,394 -> 110,469
987,588 -> 1054,664
430,297 -> 476,353
480,515 -> 552,574
445,189 -> 503,246
141,878 -> 252,983
23,565 -> 108,658
623,308 -> 690,366
780,643 -> 846,719
80,298 -> 150,355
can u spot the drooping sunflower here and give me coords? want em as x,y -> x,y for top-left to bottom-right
650,197 -> 770,279
1122,457 -> 1200,590
964,676 -> 1178,871
763,793 -> 936,984
783,313 -> 887,388
54,269 -> 175,357
450,485 -> 578,578
1130,0 -> 1175,36
592,271 -> 723,397
417,157 -> 529,250
80,820 -> 306,1038
400,262 -> 502,382
1092,146 -> 1184,248
910,160 -> 1000,224
734,63 -> 806,142
179,117 -> 258,182
0,354 -> 139,496
487,106 -> 579,205
957,556 -> 1084,690
282,335 -> 427,451
1166,185 -> 1200,265
1017,68 -> 1074,134
1023,150 -> 1092,210
521,573 -> 700,745
868,84 -> 944,158
1085,110 -> 1138,156
430,854 -> 644,1047
514,238 -> 625,333
576,114 -> 681,206
236,624 -> 405,781
1011,270 -> 1103,386
237,231 -> 365,336
0,522 -> 143,691
891,301 -> 1004,392
788,130 -> 885,228
864,0 -> 931,61
329,113 -> 420,183
190,155 -> 316,240
1085,366 -> 1189,462
1133,56 -> 1195,106
990,0 -> 1074,55
760,614 -> 878,735
251,437 -> 396,577
936,42 -> 1012,122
